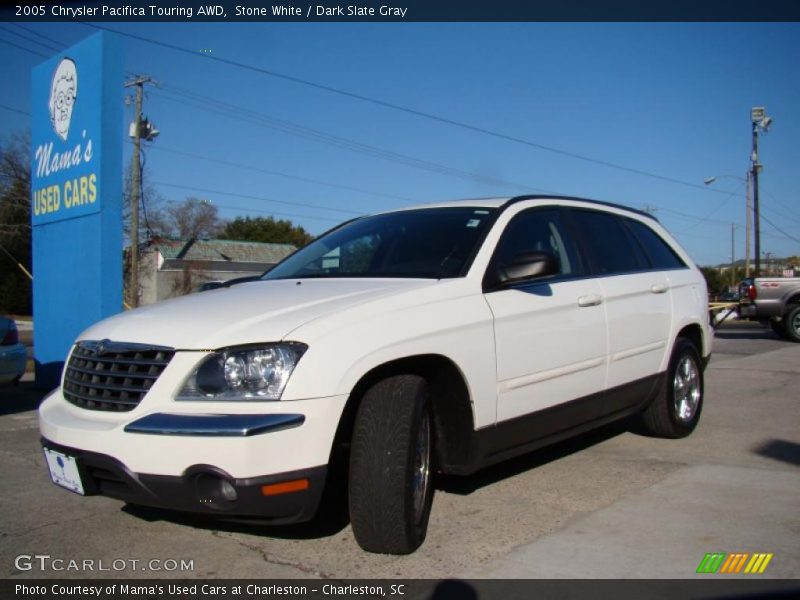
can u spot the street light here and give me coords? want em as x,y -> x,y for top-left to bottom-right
704,173 -> 752,278
751,106 -> 773,277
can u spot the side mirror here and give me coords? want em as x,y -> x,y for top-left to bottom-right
494,251 -> 559,288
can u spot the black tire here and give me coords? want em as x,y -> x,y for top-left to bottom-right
782,305 -> 800,343
348,374 -> 434,554
638,338 -> 704,439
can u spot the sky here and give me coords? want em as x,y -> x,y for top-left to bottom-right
1,22 -> 799,266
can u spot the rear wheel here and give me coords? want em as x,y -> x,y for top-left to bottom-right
348,374 -> 434,554
783,305 -> 800,343
639,338 -> 704,438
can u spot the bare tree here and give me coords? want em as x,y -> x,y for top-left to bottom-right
0,133 -> 32,314
0,133 -> 31,243
153,197 -> 224,239
122,159 -> 166,243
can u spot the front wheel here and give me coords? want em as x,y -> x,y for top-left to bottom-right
638,338 -> 704,438
348,374 -> 434,554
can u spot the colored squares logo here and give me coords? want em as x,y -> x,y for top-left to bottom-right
697,552 -> 773,574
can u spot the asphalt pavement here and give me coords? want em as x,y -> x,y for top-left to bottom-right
0,320 -> 797,580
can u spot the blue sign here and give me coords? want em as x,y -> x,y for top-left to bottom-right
31,32 -> 123,389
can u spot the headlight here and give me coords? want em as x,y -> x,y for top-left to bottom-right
177,343 -> 307,401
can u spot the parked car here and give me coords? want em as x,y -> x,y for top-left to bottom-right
739,276 -> 800,342
39,196 -> 711,554
0,317 -> 27,385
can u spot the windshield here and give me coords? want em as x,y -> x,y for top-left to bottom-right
264,207 -> 497,280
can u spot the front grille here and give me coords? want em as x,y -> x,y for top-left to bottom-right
63,341 -> 175,412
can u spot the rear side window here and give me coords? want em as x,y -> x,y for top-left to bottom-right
625,219 -> 687,270
569,209 -> 645,276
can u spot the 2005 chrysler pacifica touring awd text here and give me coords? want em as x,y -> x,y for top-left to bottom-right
40,195 -> 711,554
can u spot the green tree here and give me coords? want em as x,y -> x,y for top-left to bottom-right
218,215 -> 313,247
0,134 -> 32,315
700,267 -> 726,296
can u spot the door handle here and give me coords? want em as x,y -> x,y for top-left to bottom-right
577,294 -> 604,307
650,284 -> 668,294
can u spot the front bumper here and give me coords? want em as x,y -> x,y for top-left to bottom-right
738,303 -> 757,319
39,388 -> 349,477
39,381 -> 350,522
42,438 -> 326,523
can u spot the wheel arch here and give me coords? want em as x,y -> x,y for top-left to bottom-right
783,293 -> 800,312
328,354 -> 477,476
670,323 -> 708,359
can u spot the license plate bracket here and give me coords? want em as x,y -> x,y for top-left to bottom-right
43,448 -> 85,495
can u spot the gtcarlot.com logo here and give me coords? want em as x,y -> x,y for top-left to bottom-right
696,552 -> 773,574
14,554 -> 194,572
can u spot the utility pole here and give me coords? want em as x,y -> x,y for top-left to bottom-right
750,107 -> 773,278
744,171 -> 752,278
124,76 -> 155,308
730,223 -> 735,289
751,118 -> 761,278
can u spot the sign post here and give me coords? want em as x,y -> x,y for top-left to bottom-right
30,32 -> 123,390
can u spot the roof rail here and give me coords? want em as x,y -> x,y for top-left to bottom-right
501,195 -> 659,221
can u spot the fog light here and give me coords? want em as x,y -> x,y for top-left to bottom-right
193,472 -> 238,505
220,479 -> 238,502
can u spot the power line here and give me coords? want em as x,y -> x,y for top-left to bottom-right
212,203 -> 341,224
0,104 -> 30,117
145,88 -> 765,232
157,196 -> 342,224
0,24 -> 62,53
20,25 -> 738,218
0,37 -> 49,58
151,86 -> 557,194
79,22 -> 735,196
761,212 -> 800,245
762,187 -> 799,216
760,188 -> 800,227
670,230 -> 720,241
674,182 -> 745,235
151,180 -> 363,217
16,24 -> 749,227
13,24 -> 768,233
11,23 -> 67,50
5,28 -> 546,216
146,144 -> 412,204
762,204 -> 800,230
656,207 -> 736,227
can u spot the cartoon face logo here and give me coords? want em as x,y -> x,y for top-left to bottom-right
49,57 -> 78,141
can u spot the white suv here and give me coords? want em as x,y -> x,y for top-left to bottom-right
39,196 -> 711,554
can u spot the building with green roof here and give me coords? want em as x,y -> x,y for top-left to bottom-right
138,238 -> 296,304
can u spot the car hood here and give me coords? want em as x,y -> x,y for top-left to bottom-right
78,279 -> 436,349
